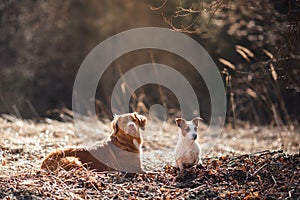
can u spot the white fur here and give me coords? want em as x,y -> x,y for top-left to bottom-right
133,139 -> 140,150
175,118 -> 202,173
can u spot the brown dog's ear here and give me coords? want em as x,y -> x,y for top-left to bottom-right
134,112 -> 147,130
111,114 -> 119,134
192,117 -> 202,127
175,118 -> 186,127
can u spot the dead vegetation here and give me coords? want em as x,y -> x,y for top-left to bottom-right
0,149 -> 299,199
0,116 -> 299,199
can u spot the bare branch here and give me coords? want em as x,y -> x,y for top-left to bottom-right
148,0 -> 168,11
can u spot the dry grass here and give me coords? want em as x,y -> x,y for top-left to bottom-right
0,115 -> 299,199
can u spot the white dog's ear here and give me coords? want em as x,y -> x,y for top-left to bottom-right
175,118 -> 186,127
192,117 -> 203,127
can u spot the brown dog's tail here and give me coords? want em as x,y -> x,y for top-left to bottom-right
41,148 -> 86,171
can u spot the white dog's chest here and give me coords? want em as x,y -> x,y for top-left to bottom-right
175,142 -> 200,160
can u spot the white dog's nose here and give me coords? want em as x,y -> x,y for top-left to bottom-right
192,134 -> 197,140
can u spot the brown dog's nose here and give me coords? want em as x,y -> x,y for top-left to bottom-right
128,122 -> 137,130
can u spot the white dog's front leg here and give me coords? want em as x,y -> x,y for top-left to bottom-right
176,160 -> 185,174
198,155 -> 203,165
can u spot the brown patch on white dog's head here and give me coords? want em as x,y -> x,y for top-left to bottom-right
175,118 -> 189,136
175,118 -> 185,128
192,117 -> 202,127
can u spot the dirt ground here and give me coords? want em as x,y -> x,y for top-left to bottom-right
0,115 -> 299,199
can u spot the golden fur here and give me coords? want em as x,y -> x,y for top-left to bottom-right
41,112 -> 147,172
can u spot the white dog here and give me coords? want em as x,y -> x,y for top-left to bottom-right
174,117 -> 202,174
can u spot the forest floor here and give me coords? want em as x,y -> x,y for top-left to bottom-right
0,115 -> 299,199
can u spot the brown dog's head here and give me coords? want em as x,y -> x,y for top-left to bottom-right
112,112 -> 147,136
110,112 -> 147,152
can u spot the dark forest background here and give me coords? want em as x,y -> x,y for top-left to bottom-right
0,0 -> 299,126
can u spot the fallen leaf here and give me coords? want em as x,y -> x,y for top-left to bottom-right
236,45 -> 254,58
263,49 -> 274,59
219,58 -> 236,70
236,48 -> 250,62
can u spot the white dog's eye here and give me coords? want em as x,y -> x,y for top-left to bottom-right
184,127 -> 190,132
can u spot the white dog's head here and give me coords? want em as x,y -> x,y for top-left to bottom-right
175,117 -> 202,141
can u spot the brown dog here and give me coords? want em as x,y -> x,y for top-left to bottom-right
41,112 -> 147,173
